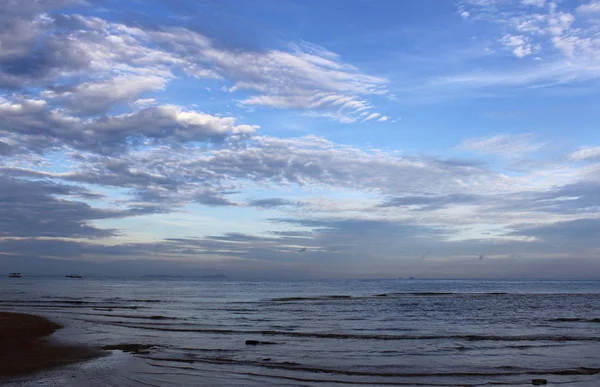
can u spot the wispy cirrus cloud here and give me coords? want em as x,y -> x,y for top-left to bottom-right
457,133 -> 545,160
569,146 -> 600,161
149,30 -> 388,122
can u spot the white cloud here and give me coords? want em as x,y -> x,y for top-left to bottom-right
147,30 -> 387,123
2,0 -> 600,276
0,96 -> 257,155
569,146 -> 600,161
521,0 -> 546,7
577,0 -> 600,14
133,98 -> 158,107
458,134 -> 544,159
0,5 -> 386,123
456,0 -> 600,88
42,74 -> 167,115
363,113 -> 380,121
500,34 -> 538,57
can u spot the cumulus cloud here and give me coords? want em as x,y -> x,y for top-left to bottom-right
42,75 -> 168,115
0,96 -> 257,155
500,34 -> 538,57
0,0 -> 87,88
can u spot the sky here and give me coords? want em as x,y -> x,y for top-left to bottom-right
1,0 -> 600,279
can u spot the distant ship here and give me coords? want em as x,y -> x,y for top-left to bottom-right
9,272 -> 21,278
65,274 -> 82,279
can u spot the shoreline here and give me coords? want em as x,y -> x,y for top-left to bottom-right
0,312 -> 105,378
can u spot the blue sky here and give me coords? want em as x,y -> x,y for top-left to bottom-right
1,0 -> 600,278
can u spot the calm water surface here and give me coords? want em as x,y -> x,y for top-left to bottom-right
1,278 -> 600,386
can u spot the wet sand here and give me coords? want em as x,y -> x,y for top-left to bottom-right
0,312 -> 104,377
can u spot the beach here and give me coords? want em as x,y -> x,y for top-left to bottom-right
0,312 -> 103,378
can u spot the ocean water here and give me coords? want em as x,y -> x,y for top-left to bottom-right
1,278 -> 600,386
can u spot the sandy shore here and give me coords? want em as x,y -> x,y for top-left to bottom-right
0,312 -> 104,377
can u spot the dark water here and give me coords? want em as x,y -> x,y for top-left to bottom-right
1,278 -> 600,386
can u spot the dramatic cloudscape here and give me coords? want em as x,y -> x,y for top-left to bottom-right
1,0 -> 600,278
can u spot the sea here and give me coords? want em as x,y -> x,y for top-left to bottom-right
1,278 -> 600,386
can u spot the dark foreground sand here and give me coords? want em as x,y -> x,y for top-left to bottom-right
0,312 -> 104,377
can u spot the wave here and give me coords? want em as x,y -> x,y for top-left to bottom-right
102,298 -> 162,303
0,299 -> 95,305
265,291 -> 600,302
142,356 -> 600,378
265,292 -> 548,302
0,303 -> 144,310
95,322 -> 600,342
550,318 -> 600,323
270,295 -> 353,301
81,313 -> 180,321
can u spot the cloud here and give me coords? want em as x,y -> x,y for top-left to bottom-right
532,181 -> 600,214
0,0 -> 88,88
194,191 -> 238,207
1,0 -> 599,279
521,0 -> 546,7
58,135 -> 492,204
569,146 -> 600,161
500,34 -> 538,58
363,112 -> 381,121
149,30 -> 389,122
247,198 -> 298,208
577,1 -> 600,14
1,2 -> 386,123
379,194 -> 482,210
0,96 -> 257,155
447,1 -> 600,93
458,134 -> 544,159
42,75 -> 168,115
510,218 -> 600,245
0,175 -> 117,238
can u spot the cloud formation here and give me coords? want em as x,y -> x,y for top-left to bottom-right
1,0 -> 599,278
0,1 -> 387,123
458,133 -> 544,160
0,175 -> 115,238
0,96 -> 256,156
439,0 -> 600,93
